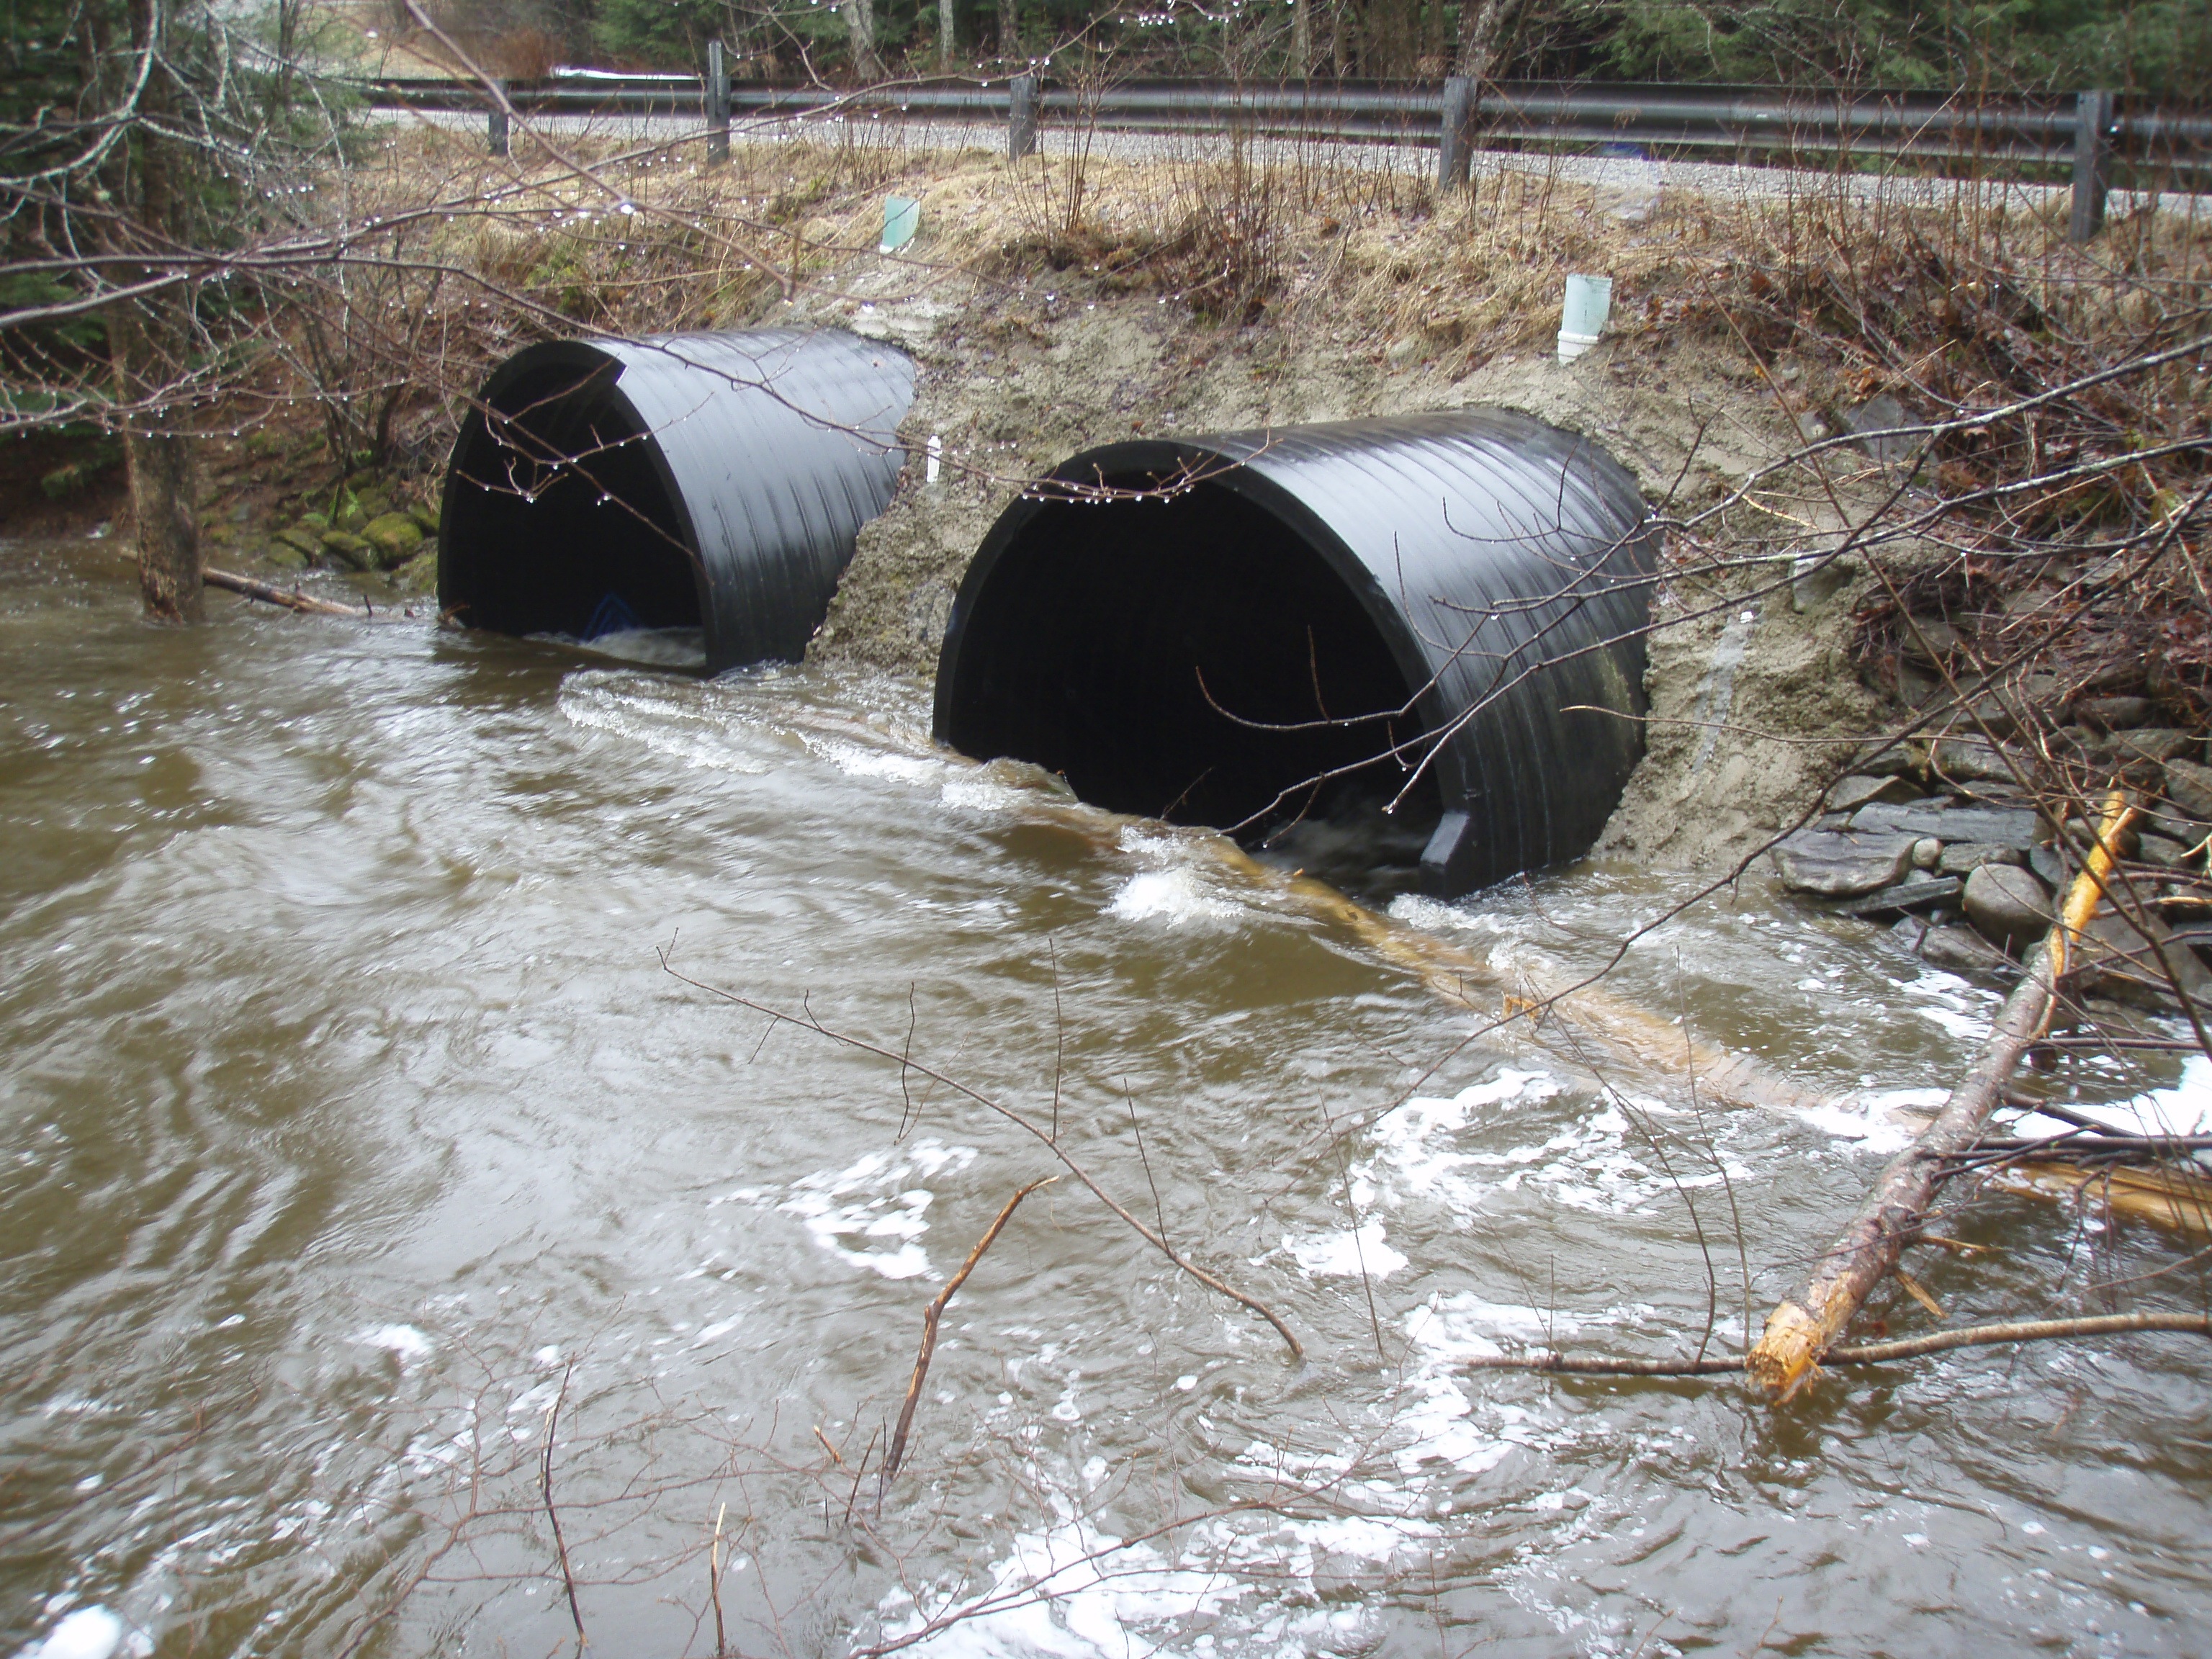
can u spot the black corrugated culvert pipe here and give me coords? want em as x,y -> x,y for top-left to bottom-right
439,330 -> 914,672
934,410 -> 1658,899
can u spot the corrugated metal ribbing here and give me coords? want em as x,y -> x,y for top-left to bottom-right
440,330 -> 914,673
934,409 -> 1656,898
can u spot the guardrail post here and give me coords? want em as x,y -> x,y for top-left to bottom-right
1009,73 -> 1038,161
2069,89 -> 2113,243
707,41 -> 731,165
488,82 -> 509,157
1438,76 -> 1475,189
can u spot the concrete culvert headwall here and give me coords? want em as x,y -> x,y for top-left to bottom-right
439,330 -> 914,672
934,410 -> 1659,899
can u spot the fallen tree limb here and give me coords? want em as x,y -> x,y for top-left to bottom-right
880,1176 -> 1056,1495
1462,1310 -> 2212,1379
204,566 -> 368,617
2001,1161 -> 2212,1240
1826,1310 -> 2211,1363
1745,789 -> 2136,1401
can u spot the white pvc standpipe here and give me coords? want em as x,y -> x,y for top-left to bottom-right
1557,274 -> 1614,364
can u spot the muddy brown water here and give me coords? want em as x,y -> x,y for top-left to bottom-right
6,535 -> 2211,1658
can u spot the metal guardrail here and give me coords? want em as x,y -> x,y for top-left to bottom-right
359,69 -> 2211,242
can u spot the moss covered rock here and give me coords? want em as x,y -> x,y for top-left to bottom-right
361,512 -> 425,569
391,548 -> 438,594
320,530 -> 374,570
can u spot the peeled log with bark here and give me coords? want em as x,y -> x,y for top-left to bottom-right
203,567 -> 366,618
1746,791 -> 2136,1401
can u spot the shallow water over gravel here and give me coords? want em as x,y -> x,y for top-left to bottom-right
6,536 -> 2211,1659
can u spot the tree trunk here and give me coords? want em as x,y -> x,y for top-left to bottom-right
1292,0 -> 1310,78
845,0 -> 880,78
1452,0 -> 1518,79
938,0 -> 956,68
112,0 -> 204,622
997,0 -> 1017,62
126,427 -> 204,622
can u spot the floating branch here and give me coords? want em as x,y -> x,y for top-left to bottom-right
1462,1311 -> 2212,1380
204,566 -> 369,618
880,1176 -> 1057,1496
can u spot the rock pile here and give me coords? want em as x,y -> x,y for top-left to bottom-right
266,470 -> 439,585
1771,709 -> 2212,1009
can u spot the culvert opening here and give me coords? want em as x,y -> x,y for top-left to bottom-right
441,357 -> 701,650
938,412 -> 1658,900
939,477 -> 1443,898
439,331 -> 917,674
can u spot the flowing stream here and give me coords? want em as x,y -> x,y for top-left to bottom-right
5,535 -> 2211,1658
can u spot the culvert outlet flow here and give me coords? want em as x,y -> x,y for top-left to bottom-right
439,330 -> 914,672
934,410 -> 1658,899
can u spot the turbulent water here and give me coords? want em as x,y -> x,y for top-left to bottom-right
6,535 -> 2211,1659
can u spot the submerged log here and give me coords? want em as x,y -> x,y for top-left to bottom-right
1745,790 -> 2136,1401
204,567 -> 367,618
2003,1160 -> 2212,1240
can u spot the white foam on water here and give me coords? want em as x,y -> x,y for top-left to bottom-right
354,1324 -> 434,1363
1895,966 -> 2002,1043
1283,1222 -> 1406,1280
878,1481 -> 1441,1659
1105,870 -> 1241,927
808,737 -> 943,786
19,1606 -> 149,1659
1359,1070 -> 1561,1220
776,1140 -> 977,1280
2016,1051 -> 2212,1143
1790,1086 -> 1942,1154
558,678 -> 772,774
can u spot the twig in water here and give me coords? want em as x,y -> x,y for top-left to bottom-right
710,1501 -> 728,1658
541,1361 -> 585,1650
1049,939 -> 1065,1146
841,1426 -> 879,1528
657,954 -> 1304,1360
880,1177 -> 1058,1498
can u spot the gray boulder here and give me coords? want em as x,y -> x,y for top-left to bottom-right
2074,909 -> 2212,1012
2077,728 -> 2196,770
1839,875 -> 1964,917
1938,842 -> 2026,876
1851,799 -> 2042,848
2136,832 -> 2193,869
1773,831 -> 1918,897
1964,863 -> 2053,948
2076,695 -> 2153,732
1932,738 -> 2026,784
2164,757 -> 2212,822
1827,773 -> 1921,813
1894,914 -> 2013,974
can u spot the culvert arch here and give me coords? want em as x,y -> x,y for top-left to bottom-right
933,410 -> 1658,899
439,330 -> 914,673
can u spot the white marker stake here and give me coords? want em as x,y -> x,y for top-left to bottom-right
1557,274 -> 1614,364
925,435 -> 943,485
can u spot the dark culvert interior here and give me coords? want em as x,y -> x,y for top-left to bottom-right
944,480 -> 1442,896
442,361 -> 700,644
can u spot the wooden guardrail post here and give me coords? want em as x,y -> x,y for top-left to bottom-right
1438,75 -> 1475,189
488,81 -> 510,156
1009,73 -> 1038,161
706,41 -> 731,165
2070,88 -> 2113,243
